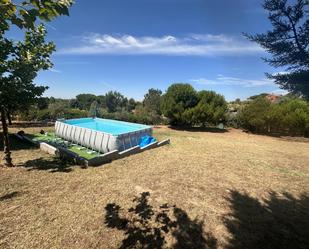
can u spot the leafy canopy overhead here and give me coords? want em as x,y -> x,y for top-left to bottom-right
0,25 -> 55,111
0,0 -> 73,112
0,0 -> 72,166
0,0 -> 73,30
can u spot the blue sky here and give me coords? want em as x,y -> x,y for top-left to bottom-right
12,0 -> 289,101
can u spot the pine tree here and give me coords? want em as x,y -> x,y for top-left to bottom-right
245,0 -> 309,99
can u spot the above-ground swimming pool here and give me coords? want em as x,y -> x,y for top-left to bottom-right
55,118 -> 152,153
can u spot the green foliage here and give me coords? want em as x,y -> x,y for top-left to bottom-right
268,70 -> 309,100
187,91 -> 227,126
0,0 -> 73,30
161,83 -> 198,125
71,92 -> 130,113
134,105 -> 162,125
21,106 -> 88,121
98,107 -> 161,125
37,97 -> 49,110
105,91 -> 128,113
75,94 -> 97,110
240,97 -> 273,133
0,24 -> 54,114
245,0 -> 309,99
143,88 -> 162,115
239,96 -> 309,136
0,0 -> 73,116
161,84 -> 227,126
27,90 -> 162,125
59,109 -> 88,120
279,98 -> 309,136
126,98 -> 137,112
97,95 -> 107,108
0,0 -> 72,165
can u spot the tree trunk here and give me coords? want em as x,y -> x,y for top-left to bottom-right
1,109 -> 13,167
7,111 -> 12,125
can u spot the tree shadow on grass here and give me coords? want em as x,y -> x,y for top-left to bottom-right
104,192 -> 217,249
0,133 -> 35,151
0,191 -> 21,201
223,190 -> 309,249
20,157 -> 73,173
243,130 -> 309,142
169,126 -> 228,133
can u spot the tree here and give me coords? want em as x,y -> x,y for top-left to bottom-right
37,97 -> 49,110
97,95 -> 107,109
44,101 -> 67,119
1,0 -> 72,29
161,83 -> 198,125
143,88 -> 162,114
239,95 -> 309,136
245,0 -> 309,99
75,94 -> 97,110
105,91 -> 128,113
1,25 -> 54,166
68,98 -> 78,109
280,97 -> 309,135
270,70 -> 309,98
185,91 -> 227,127
234,98 -> 241,104
0,0 -> 72,167
240,97 -> 273,133
126,98 -> 137,112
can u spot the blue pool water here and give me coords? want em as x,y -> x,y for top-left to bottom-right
64,118 -> 151,136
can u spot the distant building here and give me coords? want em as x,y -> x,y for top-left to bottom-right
266,94 -> 280,103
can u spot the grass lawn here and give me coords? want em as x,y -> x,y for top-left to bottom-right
0,126 -> 309,249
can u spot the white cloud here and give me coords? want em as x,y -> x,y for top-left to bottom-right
57,33 -> 263,56
49,68 -> 61,73
190,34 -> 233,43
190,75 -> 273,88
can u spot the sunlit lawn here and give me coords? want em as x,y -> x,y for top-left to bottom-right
0,126 -> 309,249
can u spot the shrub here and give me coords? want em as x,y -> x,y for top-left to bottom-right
63,109 -> 88,119
143,88 -> 162,115
31,108 -> 88,121
239,97 -> 309,136
280,99 -> 309,136
99,107 -> 162,125
240,97 -> 272,133
134,105 -> 162,125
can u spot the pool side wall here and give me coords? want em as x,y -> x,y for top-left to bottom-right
54,119 -> 152,153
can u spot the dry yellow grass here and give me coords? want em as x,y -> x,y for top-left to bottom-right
0,126 -> 309,249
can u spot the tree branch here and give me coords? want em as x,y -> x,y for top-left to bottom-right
283,9 -> 305,53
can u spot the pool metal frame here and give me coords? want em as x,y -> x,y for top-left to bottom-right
55,118 -> 152,154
